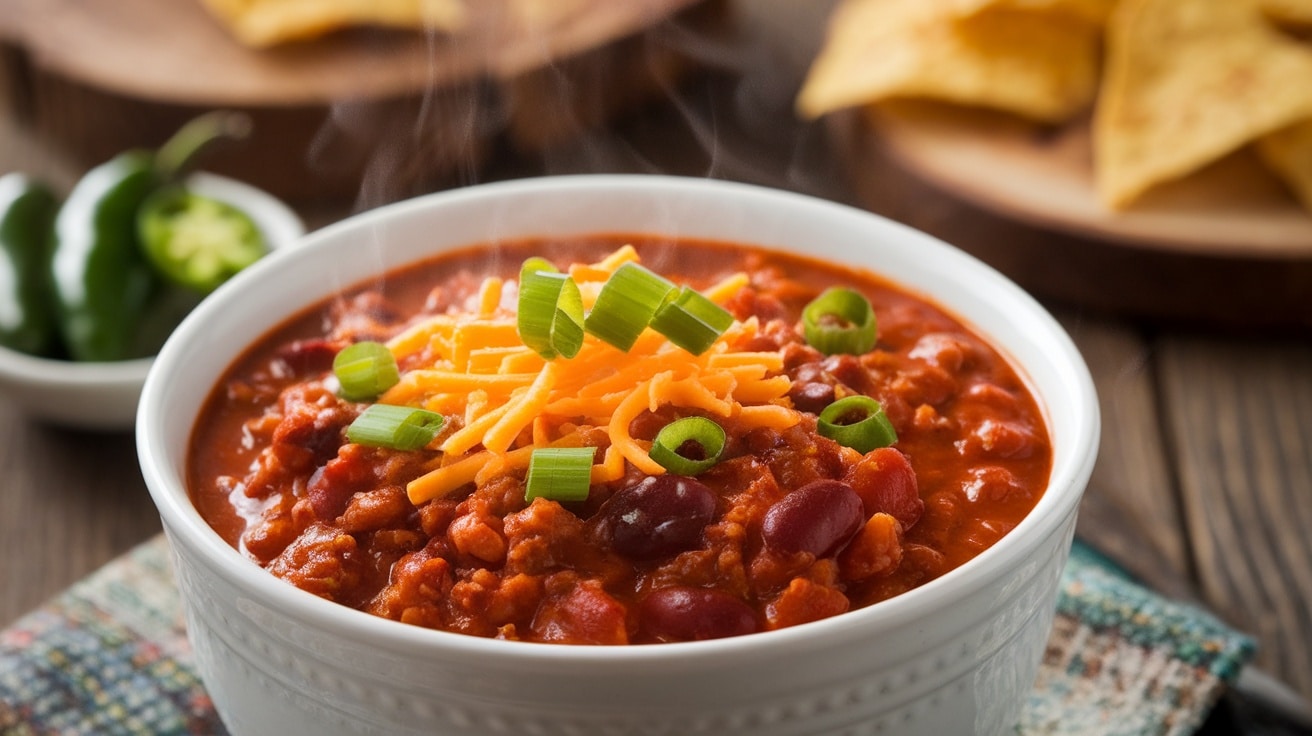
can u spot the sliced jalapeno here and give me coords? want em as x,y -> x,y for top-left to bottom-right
48,111 -> 251,361
137,186 -> 267,294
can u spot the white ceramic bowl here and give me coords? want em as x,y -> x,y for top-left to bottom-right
138,175 -> 1099,736
0,172 -> 304,430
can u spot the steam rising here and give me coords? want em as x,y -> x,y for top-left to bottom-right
308,0 -> 849,296
313,0 -> 848,215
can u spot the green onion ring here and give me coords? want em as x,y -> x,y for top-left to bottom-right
816,395 -> 897,453
648,416 -> 727,475
345,404 -> 445,451
584,262 -> 677,351
517,258 -> 585,360
333,341 -> 401,401
525,446 -> 597,502
649,286 -> 735,355
801,287 -> 877,356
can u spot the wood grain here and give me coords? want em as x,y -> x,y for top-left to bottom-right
0,410 -> 161,624
1058,313 -> 1197,601
1159,336 -> 1312,698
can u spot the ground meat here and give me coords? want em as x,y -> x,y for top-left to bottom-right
188,236 -> 1052,645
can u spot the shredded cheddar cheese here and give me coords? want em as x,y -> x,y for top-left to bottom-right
383,247 -> 801,505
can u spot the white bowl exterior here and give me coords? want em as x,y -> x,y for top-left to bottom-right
139,176 -> 1099,735
0,172 -> 304,430
164,512 -> 1073,735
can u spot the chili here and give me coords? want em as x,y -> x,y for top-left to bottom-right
188,236 -> 1053,644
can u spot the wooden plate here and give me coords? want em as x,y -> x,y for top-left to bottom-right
0,0 -> 718,202
829,101 -> 1312,328
867,100 -> 1312,259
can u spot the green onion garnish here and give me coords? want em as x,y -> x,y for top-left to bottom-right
517,258 -> 585,360
648,416 -> 726,475
584,262 -> 677,351
649,286 -> 735,355
801,287 -> 876,356
816,395 -> 897,453
333,341 -> 401,401
345,404 -> 445,451
524,446 -> 597,502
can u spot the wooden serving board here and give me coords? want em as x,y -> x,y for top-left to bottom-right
866,100 -> 1312,259
0,0 -> 719,202
828,101 -> 1312,328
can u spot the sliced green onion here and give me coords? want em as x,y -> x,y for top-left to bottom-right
801,287 -> 876,356
333,341 -> 401,401
649,286 -> 735,355
648,416 -> 726,475
525,447 -> 597,502
346,404 -> 445,451
584,262 -> 676,351
816,395 -> 897,453
517,258 -> 585,359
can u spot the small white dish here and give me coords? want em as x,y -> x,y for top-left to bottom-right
0,171 -> 304,431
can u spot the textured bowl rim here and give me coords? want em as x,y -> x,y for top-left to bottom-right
138,174 -> 1100,670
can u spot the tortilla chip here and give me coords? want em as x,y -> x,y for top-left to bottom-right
1257,120 -> 1312,212
200,0 -> 468,47
950,0 -> 1117,27
797,0 -> 1101,122
1094,0 -> 1312,209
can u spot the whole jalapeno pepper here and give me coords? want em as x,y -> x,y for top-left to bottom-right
49,111 -> 250,362
49,154 -> 160,362
0,173 -> 59,356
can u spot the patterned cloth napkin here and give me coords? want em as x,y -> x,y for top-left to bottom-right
0,535 -> 1255,736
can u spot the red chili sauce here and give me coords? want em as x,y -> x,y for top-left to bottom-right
188,236 -> 1052,644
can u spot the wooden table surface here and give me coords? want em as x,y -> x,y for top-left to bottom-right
2,1 -> 1310,731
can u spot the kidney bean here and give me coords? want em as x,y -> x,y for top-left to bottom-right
788,379 -> 836,414
274,338 -> 342,376
639,586 -> 758,641
822,353 -> 867,391
761,480 -> 864,558
594,475 -> 717,560
843,447 -> 923,529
